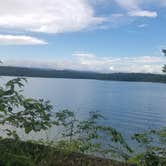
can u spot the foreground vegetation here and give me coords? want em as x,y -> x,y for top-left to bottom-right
0,78 -> 166,165
0,138 -> 132,166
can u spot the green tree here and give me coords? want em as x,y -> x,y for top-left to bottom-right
128,49 -> 166,165
0,77 -> 54,165
0,78 -> 132,164
130,129 -> 166,165
54,110 -> 132,160
0,78 -> 53,138
162,49 -> 166,72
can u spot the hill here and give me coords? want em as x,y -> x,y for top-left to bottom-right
0,66 -> 166,83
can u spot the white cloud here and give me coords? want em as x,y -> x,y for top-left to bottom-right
73,53 -> 164,73
137,24 -> 148,28
0,0 -> 160,35
114,0 -> 158,18
0,34 -> 47,45
2,53 -> 165,74
0,0 -> 105,34
128,10 -> 157,17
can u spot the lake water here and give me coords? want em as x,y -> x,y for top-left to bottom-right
1,77 -> 166,144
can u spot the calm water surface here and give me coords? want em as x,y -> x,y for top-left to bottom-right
1,77 -> 166,143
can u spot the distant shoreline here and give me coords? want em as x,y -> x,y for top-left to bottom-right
1,66 -> 166,84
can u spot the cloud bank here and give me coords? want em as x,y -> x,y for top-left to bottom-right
0,0 -> 163,45
0,0 -> 161,35
2,53 -> 165,74
0,0 -> 104,34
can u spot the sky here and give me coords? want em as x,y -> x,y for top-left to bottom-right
0,0 -> 166,73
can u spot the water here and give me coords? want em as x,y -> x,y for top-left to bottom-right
1,77 -> 166,143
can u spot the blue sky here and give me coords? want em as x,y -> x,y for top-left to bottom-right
0,0 -> 166,73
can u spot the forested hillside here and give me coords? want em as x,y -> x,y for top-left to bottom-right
1,66 -> 166,83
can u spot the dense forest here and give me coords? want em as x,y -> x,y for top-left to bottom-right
1,66 -> 166,83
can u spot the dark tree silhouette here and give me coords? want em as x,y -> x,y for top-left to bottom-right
162,49 -> 166,72
163,49 -> 166,54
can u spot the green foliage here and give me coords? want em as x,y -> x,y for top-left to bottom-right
162,49 -> 166,72
5,129 -> 19,140
0,78 -> 53,137
0,78 -> 132,164
128,153 -> 145,165
131,128 -> 166,165
0,138 -> 129,166
0,77 -> 53,165
0,153 -> 35,166
54,140 -> 84,155
54,109 -> 76,141
54,110 -> 132,160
